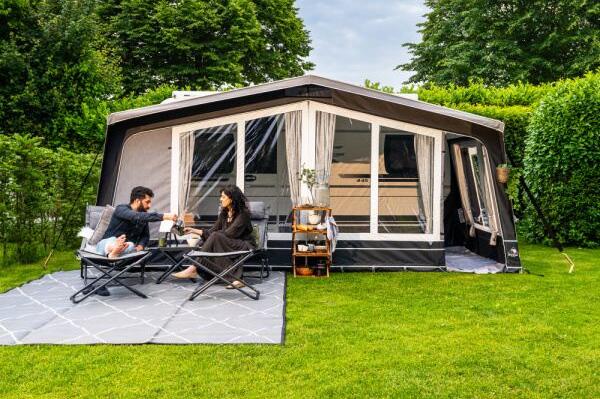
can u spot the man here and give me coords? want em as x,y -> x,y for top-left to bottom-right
96,186 -> 177,258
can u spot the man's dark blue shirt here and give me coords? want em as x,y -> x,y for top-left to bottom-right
102,204 -> 164,247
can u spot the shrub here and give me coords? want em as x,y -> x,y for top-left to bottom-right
0,134 -> 99,265
522,72 -> 600,246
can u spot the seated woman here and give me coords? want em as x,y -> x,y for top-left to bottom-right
173,185 -> 256,289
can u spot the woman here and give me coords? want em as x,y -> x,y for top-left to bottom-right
173,185 -> 256,289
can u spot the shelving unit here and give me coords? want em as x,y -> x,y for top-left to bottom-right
291,206 -> 332,277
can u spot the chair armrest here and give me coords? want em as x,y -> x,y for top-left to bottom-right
186,250 -> 253,258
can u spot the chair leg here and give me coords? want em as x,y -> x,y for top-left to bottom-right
71,253 -> 152,303
185,255 -> 260,301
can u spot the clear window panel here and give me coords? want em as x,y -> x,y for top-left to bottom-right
187,123 -> 237,228
464,145 -> 490,227
329,116 -> 371,233
245,114 -> 292,232
378,127 -> 428,233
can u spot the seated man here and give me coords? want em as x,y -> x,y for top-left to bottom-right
96,186 -> 177,258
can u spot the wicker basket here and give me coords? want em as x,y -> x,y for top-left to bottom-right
296,267 -> 313,276
496,166 -> 510,184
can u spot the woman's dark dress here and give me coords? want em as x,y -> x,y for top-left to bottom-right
196,209 -> 256,280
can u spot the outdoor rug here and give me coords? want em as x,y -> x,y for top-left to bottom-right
0,271 -> 285,345
445,246 -> 504,274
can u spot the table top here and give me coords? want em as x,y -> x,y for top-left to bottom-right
147,244 -> 201,252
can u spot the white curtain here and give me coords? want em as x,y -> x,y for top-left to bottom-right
452,144 -> 476,237
178,131 -> 195,216
285,111 -> 302,206
414,135 -> 434,233
481,149 -> 500,245
315,111 -> 336,182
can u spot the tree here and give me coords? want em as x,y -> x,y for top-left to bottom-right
0,0 -> 121,150
399,0 -> 600,86
97,0 -> 314,94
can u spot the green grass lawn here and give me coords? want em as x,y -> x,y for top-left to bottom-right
0,243 -> 598,398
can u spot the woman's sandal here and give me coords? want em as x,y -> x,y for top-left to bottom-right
226,281 -> 245,289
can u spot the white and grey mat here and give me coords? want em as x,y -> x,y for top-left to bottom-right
0,270 -> 285,345
445,246 -> 504,274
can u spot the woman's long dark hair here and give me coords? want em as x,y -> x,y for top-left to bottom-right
220,185 -> 249,218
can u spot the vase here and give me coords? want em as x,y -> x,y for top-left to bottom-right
313,182 -> 330,207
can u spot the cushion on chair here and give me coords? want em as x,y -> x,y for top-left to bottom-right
88,205 -> 115,245
248,202 -> 266,220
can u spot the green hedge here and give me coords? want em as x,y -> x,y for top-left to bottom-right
522,72 -> 600,246
415,84 -> 540,214
0,134 -> 99,265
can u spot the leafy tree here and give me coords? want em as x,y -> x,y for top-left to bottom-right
97,0 -> 314,94
399,0 -> 600,86
0,0 -> 121,151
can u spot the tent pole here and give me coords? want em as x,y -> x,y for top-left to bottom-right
42,150 -> 101,270
506,152 -> 574,273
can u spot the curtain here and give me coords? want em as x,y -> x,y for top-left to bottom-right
315,111 -> 336,183
481,149 -> 500,245
285,111 -> 302,206
178,131 -> 195,216
414,135 -> 434,233
452,144 -> 476,237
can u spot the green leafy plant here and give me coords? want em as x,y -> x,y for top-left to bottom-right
522,72 -> 600,246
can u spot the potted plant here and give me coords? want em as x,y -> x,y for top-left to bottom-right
496,163 -> 510,184
299,166 -> 317,206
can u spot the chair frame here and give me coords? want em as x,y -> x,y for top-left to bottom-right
71,250 -> 152,304
184,202 -> 270,301
72,205 -> 152,304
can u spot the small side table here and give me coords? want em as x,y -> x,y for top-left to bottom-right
152,244 -> 200,284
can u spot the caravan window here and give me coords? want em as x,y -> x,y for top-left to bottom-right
245,114 -> 292,232
187,123 -> 237,225
192,125 -> 236,178
329,115 -> 371,233
378,127 -> 433,234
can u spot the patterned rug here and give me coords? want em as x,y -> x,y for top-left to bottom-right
0,270 -> 285,345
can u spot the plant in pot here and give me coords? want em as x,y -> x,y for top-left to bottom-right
299,166 -> 317,206
496,163 -> 511,184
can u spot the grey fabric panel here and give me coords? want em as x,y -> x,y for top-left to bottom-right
113,127 -> 171,210
0,271 -> 285,345
113,128 -> 171,239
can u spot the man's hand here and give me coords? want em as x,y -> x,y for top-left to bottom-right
163,213 -> 178,221
135,245 -> 144,252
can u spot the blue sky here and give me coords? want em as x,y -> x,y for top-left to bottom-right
295,0 -> 428,88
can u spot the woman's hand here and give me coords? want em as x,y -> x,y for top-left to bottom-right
184,227 -> 203,236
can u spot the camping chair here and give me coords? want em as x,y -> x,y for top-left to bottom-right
184,201 -> 270,301
70,205 -> 151,304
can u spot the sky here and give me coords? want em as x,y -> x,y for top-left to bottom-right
295,0 -> 428,89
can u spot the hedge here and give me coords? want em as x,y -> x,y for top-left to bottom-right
0,134 -> 99,265
522,72 -> 600,246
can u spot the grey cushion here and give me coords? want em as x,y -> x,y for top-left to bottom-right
88,205 -> 115,245
248,201 -> 266,220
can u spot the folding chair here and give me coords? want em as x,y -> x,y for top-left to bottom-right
70,205 -> 151,304
70,250 -> 152,303
184,201 -> 270,301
